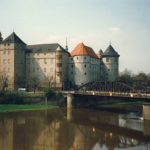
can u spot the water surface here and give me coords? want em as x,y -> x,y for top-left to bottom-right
0,108 -> 150,150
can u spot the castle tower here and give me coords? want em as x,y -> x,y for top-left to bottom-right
102,44 -> 120,81
55,46 -> 63,89
0,32 -> 26,89
69,42 -> 100,86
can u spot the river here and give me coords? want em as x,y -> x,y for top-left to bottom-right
0,108 -> 150,150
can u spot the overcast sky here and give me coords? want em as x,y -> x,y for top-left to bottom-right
0,0 -> 150,74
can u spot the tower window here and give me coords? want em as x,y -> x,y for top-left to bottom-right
106,58 -> 109,62
84,64 -> 86,68
84,72 -> 87,75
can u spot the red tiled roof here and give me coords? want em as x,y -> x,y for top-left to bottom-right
70,43 -> 99,59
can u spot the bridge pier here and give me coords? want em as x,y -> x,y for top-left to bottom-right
67,93 -> 74,121
143,104 -> 150,120
67,93 -> 74,109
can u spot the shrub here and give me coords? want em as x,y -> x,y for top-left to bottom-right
0,91 -> 24,104
44,88 -> 55,100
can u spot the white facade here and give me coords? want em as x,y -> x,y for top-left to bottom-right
69,56 -> 101,86
0,32 -> 120,90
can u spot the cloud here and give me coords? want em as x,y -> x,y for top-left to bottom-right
109,27 -> 121,32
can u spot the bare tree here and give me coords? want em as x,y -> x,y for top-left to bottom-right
0,72 -> 9,92
45,75 -> 53,88
28,74 -> 40,92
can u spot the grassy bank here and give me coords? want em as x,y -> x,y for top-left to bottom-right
0,104 -> 58,113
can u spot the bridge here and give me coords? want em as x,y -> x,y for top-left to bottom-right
62,81 -> 150,119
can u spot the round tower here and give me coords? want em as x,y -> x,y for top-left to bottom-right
55,46 -> 62,89
102,44 -> 120,81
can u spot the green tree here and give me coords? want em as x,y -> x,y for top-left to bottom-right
118,69 -> 133,85
133,72 -> 148,91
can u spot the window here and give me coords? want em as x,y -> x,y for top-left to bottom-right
71,64 -> 73,68
44,68 -> 46,72
84,56 -> 86,60
84,72 -> 87,75
8,51 -> 10,55
44,52 -> 46,55
84,64 -> 86,68
44,59 -> 47,64
8,68 -> 10,72
3,51 -> 6,54
106,58 -> 109,62
8,59 -> 10,64
77,57 -> 78,60
3,59 -> 6,64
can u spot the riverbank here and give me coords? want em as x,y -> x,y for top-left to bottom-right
0,104 -> 58,113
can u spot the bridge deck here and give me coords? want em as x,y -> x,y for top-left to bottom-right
63,91 -> 150,99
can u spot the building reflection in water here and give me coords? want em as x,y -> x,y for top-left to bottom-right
0,109 -> 149,150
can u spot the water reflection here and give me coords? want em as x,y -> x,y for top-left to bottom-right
0,109 -> 149,150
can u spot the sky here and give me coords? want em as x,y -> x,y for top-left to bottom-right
0,0 -> 150,74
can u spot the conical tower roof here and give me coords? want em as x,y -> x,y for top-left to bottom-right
70,42 -> 98,59
2,32 -> 26,45
103,44 -> 119,57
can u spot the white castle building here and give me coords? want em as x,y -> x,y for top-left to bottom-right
0,32 -> 120,90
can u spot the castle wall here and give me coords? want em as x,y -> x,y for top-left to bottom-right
0,43 -> 15,89
26,50 -> 69,89
69,56 -> 100,86
102,57 -> 119,81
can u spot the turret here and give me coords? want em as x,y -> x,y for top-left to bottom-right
98,49 -> 103,59
102,44 -> 120,81
65,37 -> 68,51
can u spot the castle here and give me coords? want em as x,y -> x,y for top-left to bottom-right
0,32 -> 120,90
